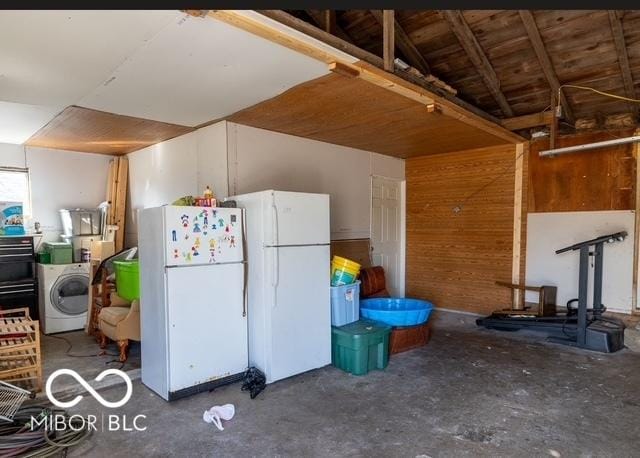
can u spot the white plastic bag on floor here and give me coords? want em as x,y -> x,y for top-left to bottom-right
203,404 -> 235,431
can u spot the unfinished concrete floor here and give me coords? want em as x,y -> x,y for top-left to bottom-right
41,330 -> 140,394
61,311 -> 640,457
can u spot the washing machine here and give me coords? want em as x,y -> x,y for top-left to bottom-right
37,263 -> 90,334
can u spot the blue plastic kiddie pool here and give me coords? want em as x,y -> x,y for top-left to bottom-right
360,298 -> 434,327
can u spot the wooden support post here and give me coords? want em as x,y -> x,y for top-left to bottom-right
512,143 -> 526,309
383,10 -> 395,72
106,159 -> 118,226
324,10 -> 336,34
369,9 -> 431,76
114,157 -> 128,252
633,129 -> 640,314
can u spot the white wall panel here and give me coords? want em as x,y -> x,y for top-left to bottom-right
126,122 -> 228,246
0,146 -> 112,243
525,211 -> 634,314
228,123 -> 381,240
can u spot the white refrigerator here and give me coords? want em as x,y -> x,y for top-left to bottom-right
229,190 -> 331,384
138,205 -> 248,401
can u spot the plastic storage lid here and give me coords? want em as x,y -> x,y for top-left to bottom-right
333,319 -> 391,336
44,242 -> 72,247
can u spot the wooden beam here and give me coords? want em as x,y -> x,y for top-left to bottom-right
306,10 -> 353,43
383,10 -> 395,72
369,10 -> 430,76
608,11 -> 638,114
328,61 -> 360,78
518,10 -> 575,125
208,10 -> 524,144
441,10 -> 514,117
501,112 -> 553,131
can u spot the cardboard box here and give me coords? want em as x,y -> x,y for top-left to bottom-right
90,240 -> 115,261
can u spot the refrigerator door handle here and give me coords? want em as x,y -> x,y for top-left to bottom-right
271,203 -> 279,247
242,209 -> 248,318
270,201 -> 280,295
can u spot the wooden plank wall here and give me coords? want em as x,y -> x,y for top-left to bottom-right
528,129 -> 636,212
406,144 -> 517,314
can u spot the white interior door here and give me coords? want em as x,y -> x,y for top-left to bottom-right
166,263 -> 247,392
267,244 -> 331,383
371,176 -> 404,296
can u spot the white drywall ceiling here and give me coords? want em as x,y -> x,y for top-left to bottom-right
0,10 -> 330,143
0,10 -> 180,107
0,101 -> 61,144
0,10 -> 180,144
79,14 -> 329,126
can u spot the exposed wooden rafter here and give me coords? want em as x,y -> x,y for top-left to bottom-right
209,10 -> 524,144
441,10 -> 514,117
369,9 -> 430,76
608,11 -> 638,115
382,10 -> 395,72
518,10 -> 575,125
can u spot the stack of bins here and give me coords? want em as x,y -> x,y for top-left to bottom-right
330,256 -> 392,376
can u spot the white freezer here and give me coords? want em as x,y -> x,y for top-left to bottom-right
229,190 -> 331,384
138,205 -> 248,401
232,190 -> 329,247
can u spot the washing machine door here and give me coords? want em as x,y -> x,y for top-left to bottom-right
50,274 -> 89,316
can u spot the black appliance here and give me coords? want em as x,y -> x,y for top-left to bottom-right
0,236 -> 38,320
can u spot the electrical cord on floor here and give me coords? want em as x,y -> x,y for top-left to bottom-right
45,333 -> 119,359
0,405 -> 91,457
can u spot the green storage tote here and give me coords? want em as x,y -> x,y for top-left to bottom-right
113,260 -> 140,301
42,242 -> 73,264
331,319 -> 391,376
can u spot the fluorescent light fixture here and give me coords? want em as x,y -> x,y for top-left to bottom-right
539,135 -> 640,157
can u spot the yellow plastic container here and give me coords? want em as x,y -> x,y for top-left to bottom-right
331,256 -> 361,286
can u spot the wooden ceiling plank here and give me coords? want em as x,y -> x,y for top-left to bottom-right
607,10 -> 638,114
227,74 -> 511,158
209,10 -> 523,144
518,10 -> 575,125
383,10 -> 395,72
440,10 -> 514,117
501,111 -> 553,131
369,9 -> 431,76
25,106 -> 193,155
